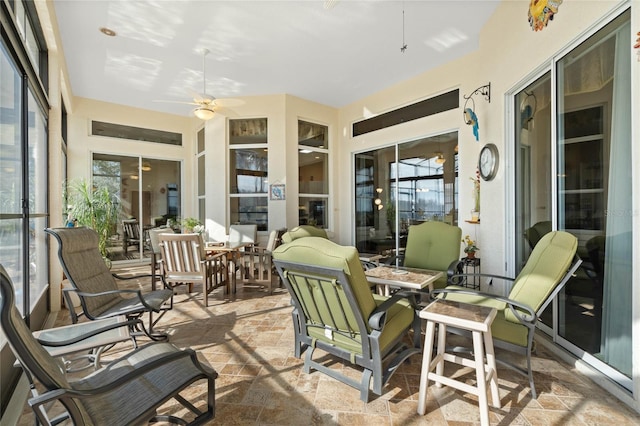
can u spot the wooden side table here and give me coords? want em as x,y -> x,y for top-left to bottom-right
417,299 -> 500,426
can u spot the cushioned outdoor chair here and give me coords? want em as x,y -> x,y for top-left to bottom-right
272,237 -> 422,402
280,225 -> 328,243
523,220 -> 552,250
0,264 -> 217,426
157,233 -> 228,306
387,221 -> 462,290
432,231 -> 581,399
46,227 -> 174,340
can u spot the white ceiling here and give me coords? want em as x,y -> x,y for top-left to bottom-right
53,0 -> 499,118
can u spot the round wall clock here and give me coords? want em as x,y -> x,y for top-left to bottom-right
478,143 -> 499,181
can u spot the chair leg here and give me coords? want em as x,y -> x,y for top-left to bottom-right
526,346 -> 537,399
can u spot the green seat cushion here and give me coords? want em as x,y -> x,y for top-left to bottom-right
273,237 -> 415,355
436,286 -> 527,347
506,231 -> 577,323
273,237 -> 376,320
281,226 -> 328,243
403,221 -> 461,272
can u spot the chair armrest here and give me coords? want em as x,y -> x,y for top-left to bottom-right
35,319 -> 140,348
383,254 -> 405,267
369,290 -> 419,330
64,288 -> 163,313
112,272 -> 153,280
28,348 -> 210,404
432,287 -> 536,324
449,272 -> 516,284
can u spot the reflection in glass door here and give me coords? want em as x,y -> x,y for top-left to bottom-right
513,10 -> 632,390
354,132 -> 458,256
93,154 -> 181,263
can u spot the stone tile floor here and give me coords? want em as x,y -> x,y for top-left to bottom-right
17,266 -> 640,425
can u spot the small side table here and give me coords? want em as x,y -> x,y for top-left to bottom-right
417,299 -> 500,426
460,257 -> 481,289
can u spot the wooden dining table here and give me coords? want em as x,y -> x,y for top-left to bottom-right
206,241 -> 253,294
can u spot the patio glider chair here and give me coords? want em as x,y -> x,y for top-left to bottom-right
432,230 -> 581,399
280,225 -> 328,243
157,232 -> 228,306
46,227 -> 174,340
272,237 -> 422,402
122,219 -> 142,255
387,221 -> 462,290
0,264 -> 217,426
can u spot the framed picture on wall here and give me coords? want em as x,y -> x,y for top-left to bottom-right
270,184 -> 285,200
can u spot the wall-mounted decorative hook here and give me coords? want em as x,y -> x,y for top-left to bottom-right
463,83 -> 491,104
462,83 -> 490,142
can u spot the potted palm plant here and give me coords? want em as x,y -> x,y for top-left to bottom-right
65,178 -> 120,261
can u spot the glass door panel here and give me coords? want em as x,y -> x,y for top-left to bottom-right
513,10 -> 632,389
556,12 -> 632,380
354,132 -> 458,258
93,154 -> 181,263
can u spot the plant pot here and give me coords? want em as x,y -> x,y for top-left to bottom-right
466,251 -> 476,259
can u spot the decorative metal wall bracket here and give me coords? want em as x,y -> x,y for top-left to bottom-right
463,83 -> 491,105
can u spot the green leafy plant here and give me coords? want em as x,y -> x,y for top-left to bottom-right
66,179 -> 120,259
182,217 -> 202,233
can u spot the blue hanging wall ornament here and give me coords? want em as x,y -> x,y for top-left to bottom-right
463,83 -> 491,142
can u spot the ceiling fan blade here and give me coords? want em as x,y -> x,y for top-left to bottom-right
211,98 -> 244,108
153,99 -> 201,106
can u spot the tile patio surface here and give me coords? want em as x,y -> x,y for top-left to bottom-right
17,265 -> 640,425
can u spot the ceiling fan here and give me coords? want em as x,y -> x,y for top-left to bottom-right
157,48 -> 240,120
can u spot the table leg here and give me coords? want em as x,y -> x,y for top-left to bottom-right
472,330 -> 490,426
483,328 -> 501,408
417,320 -> 436,415
435,323 -> 446,385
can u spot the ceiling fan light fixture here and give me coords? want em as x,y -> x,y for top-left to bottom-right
194,106 -> 215,120
435,152 -> 446,164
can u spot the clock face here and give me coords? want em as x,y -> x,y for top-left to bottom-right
478,143 -> 498,181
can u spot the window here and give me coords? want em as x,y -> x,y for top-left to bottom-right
298,120 -> 328,228
0,2 -> 49,319
229,118 -> 268,231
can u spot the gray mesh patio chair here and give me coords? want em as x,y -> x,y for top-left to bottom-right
0,264 -> 217,426
46,227 -> 174,340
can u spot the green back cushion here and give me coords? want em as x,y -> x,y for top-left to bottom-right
273,237 -> 376,319
506,231 -> 577,323
281,226 -> 328,243
403,221 -> 462,272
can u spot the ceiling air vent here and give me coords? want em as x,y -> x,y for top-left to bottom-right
91,121 -> 183,146
352,89 -> 459,137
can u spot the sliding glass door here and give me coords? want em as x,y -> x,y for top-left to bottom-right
92,153 -> 181,263
513,9 -> 631,389
354,132 -> 458,256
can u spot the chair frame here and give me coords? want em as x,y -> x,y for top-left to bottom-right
0,264 -> 217,426
46,227 -> 173,341
273,259 -> 422,402
157,233 -> 229,306
432,255 -> 582,399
